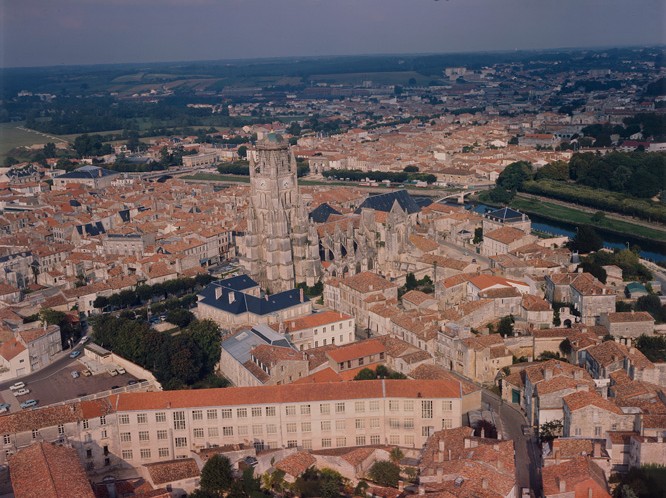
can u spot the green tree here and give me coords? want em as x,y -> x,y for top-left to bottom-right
43,142 -> 57,158
93,295 -> 109,311
403,165 -> 419,173
165,309 -> 195,328
473,227 -> 483,244
200,454 -> 234,495
559,338 -> 572,356
237,146 -> 248,159
354,368 -> 377,381
368,460 -> 401,487
497,315 -> 514,337
405,273 -> 418,291
569,225 -> 603,253
539,419 -> 563,442
535,160 -> 568,181
497,161 -> 533,191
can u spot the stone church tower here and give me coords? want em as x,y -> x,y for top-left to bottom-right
241,134 -> 321,293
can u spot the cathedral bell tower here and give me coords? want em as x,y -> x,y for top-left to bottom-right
241,133 -> 320,293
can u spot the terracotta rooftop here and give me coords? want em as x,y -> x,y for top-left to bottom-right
275,451 -> 316,477
113,379 -> 462,411
604,311 -> 654,323
340,271 -> 397,293
563,390 -> 623,415
9,442 -> 95,498
326,338 -> 385,363
541,457 -> 610,497
144,458 -> 200,485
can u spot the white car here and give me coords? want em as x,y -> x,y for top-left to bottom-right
13,388 -> 30,397
9,382 -> 25,391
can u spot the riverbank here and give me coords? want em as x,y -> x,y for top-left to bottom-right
508,197 -> 666,243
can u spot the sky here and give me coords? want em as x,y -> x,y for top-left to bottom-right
1,0 -> 664,68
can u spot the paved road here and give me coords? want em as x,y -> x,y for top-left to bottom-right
482,391 -> 542,496
0,343 -> 83,391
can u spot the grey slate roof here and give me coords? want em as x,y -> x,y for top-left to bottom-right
354,189 -> 420,215
56,166 -> 119,180
198,276 -> 308,316
221,325 -> 292,365
309,203 -> 341,223
485,207 -> 526,222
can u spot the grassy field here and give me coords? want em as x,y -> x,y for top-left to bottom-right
510,197 -> 666,242
0,122 -> 70,161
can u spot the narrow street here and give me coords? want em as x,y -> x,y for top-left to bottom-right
482,390 -> 542,497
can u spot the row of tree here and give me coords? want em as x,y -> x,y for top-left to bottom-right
322,168 -> 437,185
92,274 -> 215,311
91,314 -> 222,389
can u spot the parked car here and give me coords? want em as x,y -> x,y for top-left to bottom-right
9,382 -> 25,391
116,367 -> 126,375
19,399 -> 37,409
0,403 -> 11,413
127,379 -> 138,386
108,369 -> 119,376
13,388 -> 30,397
69,350 -> 81,359
80,335 -> 89,344
71,371 -> 80,379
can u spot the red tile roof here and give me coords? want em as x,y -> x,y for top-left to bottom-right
113,379 -> 462,412
9,442 -> 95,498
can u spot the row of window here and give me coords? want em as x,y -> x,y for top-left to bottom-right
118,418 -> 455,444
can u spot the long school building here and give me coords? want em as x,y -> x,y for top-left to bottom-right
0,380 -> 463,472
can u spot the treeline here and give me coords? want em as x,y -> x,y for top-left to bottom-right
92,274 -> 215,311
487,153 -> 666,224
91,315 -> 224,389
521,180 -> 666,224
217,160 -> 310,177
322,168 -> 437,184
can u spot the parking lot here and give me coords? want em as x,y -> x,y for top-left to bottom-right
0,359 -> 139,413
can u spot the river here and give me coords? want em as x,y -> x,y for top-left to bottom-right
468,203 -> 666,263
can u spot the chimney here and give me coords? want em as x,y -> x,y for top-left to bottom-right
480,427 -> 485,438
436,467 -> 443,483
573,369 -> 582,380
588,487 -> 593,498
398,480 -> 404,492
418,486 -> 425,496
464,438 -> 471,449
497,458 -> 503,471
544,368 -> 553,381
228,291 -> 235,304
555,449 -> 560,465
300,288 -> 304,303
482,478 -> 488,490
439,439 -> 445,453
448,449 -> 452,461
593,441 -> 602,458
558,478 -> 566,493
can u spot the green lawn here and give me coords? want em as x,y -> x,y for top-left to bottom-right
0,122 -> 69,161
510,197 -> 666,242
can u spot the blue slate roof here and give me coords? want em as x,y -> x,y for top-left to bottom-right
216,275 -> 259,292
354,189 -> 421,215
199,277 -> 308,316
56,166 -> 118,180
485,207 -> 526,222
309,203 -> 341,223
